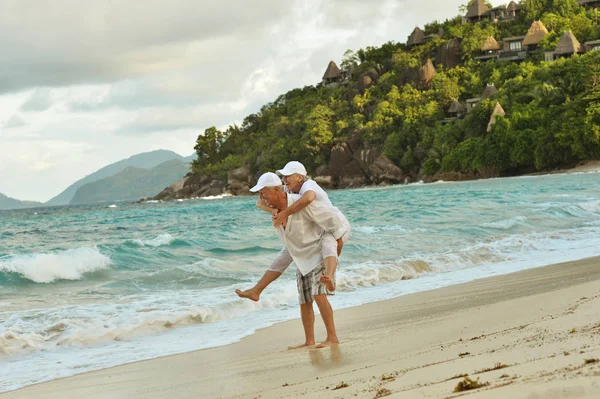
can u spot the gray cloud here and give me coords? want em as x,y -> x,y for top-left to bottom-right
0,0 -> 288,94
20,88 -> 54,112
3,114 -> 26,129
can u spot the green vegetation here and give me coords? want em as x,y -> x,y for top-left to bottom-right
192,1 -> 600,182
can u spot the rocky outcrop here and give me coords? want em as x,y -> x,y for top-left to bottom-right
153,176 -> 189,200
356,68 -> 380,94
423,171 -> 478,183
151,149 -> 408,201
435,38 -> 461,69
314,139 -> 405,188
152,173 -> 227,201
227,166 -> 253,195
368,155 -> 404,184
313,175 -> 334,188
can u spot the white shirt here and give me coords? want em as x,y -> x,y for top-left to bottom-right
298,179 -> 332,206
287,178 -> 348,225
269,193 -> 347,276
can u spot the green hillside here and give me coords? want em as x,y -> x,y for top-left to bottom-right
190,0 -> 600,182
69,159 -> 191,204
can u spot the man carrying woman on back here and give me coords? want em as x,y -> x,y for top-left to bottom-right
236,161 -> 351,298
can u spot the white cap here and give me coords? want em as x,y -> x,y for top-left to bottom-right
249,172 -> 282,192
276,161 -> 307,176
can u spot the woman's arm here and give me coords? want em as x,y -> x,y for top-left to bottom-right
273,190 -> 316,228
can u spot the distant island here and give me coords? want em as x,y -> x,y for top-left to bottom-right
46,150 -> 195,206
0,193 -> 42,210
1,150 -> 196,210
155,0 -> 600,200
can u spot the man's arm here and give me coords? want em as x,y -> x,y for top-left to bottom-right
273,190 -> 316,228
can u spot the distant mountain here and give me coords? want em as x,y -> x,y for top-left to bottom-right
183,153 -> 197,163
46,150 -> 194,206
69,159 -> 191,204
0,193 -> 43,210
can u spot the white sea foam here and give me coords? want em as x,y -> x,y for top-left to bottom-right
354,224 -> 408,234
0,283 -> 298,358
0,247 -> 111,283
132,233 -> 175,247
577,201 -> 600,213
481,216 -> 529,229
108,204 -> 117,208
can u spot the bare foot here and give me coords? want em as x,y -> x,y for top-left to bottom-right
235,288 -> 260,302
288,342 -> 315,350
315,340 -> 339,349
320,275 -> 335,292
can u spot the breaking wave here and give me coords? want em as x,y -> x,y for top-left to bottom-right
0,247 -> 111,283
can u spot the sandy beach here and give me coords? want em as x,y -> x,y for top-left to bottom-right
2,257 -> 599,399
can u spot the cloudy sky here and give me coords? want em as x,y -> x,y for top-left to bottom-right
0,0 -> 466,202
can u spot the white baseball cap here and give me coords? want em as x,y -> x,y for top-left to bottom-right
250,172 -> 283,192
276,161 -> 307,176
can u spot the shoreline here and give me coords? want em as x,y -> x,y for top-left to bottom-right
167,160 -> 600,200
3,256 -> 600,398
3,161 -> 598,210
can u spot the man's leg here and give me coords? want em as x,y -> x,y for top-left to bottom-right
235,270 -> 281,302
313,294 -> 340,348
320,256 -> 337,292
288,301 -> 316,350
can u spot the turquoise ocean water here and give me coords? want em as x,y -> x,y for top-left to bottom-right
1,172 -> 600,391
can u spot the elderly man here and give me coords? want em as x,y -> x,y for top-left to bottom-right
237,172 -> 347,349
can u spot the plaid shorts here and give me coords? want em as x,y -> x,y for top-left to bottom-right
296,263 -> 331,305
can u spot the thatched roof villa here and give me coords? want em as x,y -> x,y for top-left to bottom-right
465,0 -> 490,22
475,36 -> 501,60
322,61 -> 342,86
407,27 -> 426,47
466,84 -> 498,112
447,99 -> 466,119
521,20 -> 549,51
467,0 -> 522,23
545,31 -> 585,61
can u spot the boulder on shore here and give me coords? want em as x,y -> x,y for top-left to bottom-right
228,166 -> 253,196
369,155 -> 404,184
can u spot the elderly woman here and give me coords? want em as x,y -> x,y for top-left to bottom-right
241,161 -> 350,299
